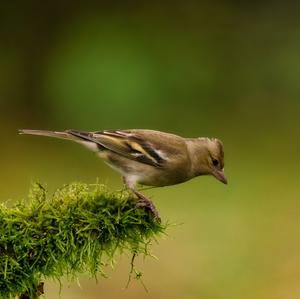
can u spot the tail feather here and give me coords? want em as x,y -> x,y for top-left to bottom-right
19,129 -> 77,141
19,129 -> 101,153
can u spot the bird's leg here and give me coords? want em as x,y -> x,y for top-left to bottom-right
122,176 -> 128,187
123,176 -> 160,221
133,190 -> 160,221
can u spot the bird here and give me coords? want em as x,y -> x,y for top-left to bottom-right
19,129 -> 227,220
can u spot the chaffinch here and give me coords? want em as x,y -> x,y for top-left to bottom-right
19,129 -> 227,220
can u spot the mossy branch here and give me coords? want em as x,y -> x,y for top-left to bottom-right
0,182 -> 166,299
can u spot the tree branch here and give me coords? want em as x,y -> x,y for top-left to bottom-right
0,182 -> 165,299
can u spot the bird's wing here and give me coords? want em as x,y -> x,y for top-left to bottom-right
67,129 -> 176,167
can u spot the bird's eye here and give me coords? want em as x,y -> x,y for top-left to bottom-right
212,159 -> 219,166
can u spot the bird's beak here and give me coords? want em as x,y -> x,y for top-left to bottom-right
212,169 -> 228,184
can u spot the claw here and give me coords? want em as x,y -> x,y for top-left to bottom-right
134,191 -> 161,222
122,176 -> 161,222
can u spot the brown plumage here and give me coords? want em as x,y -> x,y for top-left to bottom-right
19,129 -> 227,220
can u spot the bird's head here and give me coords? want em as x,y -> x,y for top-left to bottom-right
190,137 -> 227,184
206,138 -> 227,184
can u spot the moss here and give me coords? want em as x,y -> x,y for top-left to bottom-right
0,182 -> 166,298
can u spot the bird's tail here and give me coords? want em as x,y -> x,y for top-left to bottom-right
19,129 -> 78,141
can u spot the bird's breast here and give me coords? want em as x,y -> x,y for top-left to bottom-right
137,167 -> 191,187
101,151 -> 192,187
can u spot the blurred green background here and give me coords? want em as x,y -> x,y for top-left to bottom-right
1,1 -> 300,298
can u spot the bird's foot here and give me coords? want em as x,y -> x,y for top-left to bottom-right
134,191 -> 161,222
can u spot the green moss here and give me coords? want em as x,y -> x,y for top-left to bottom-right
0,182 -> 166,298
